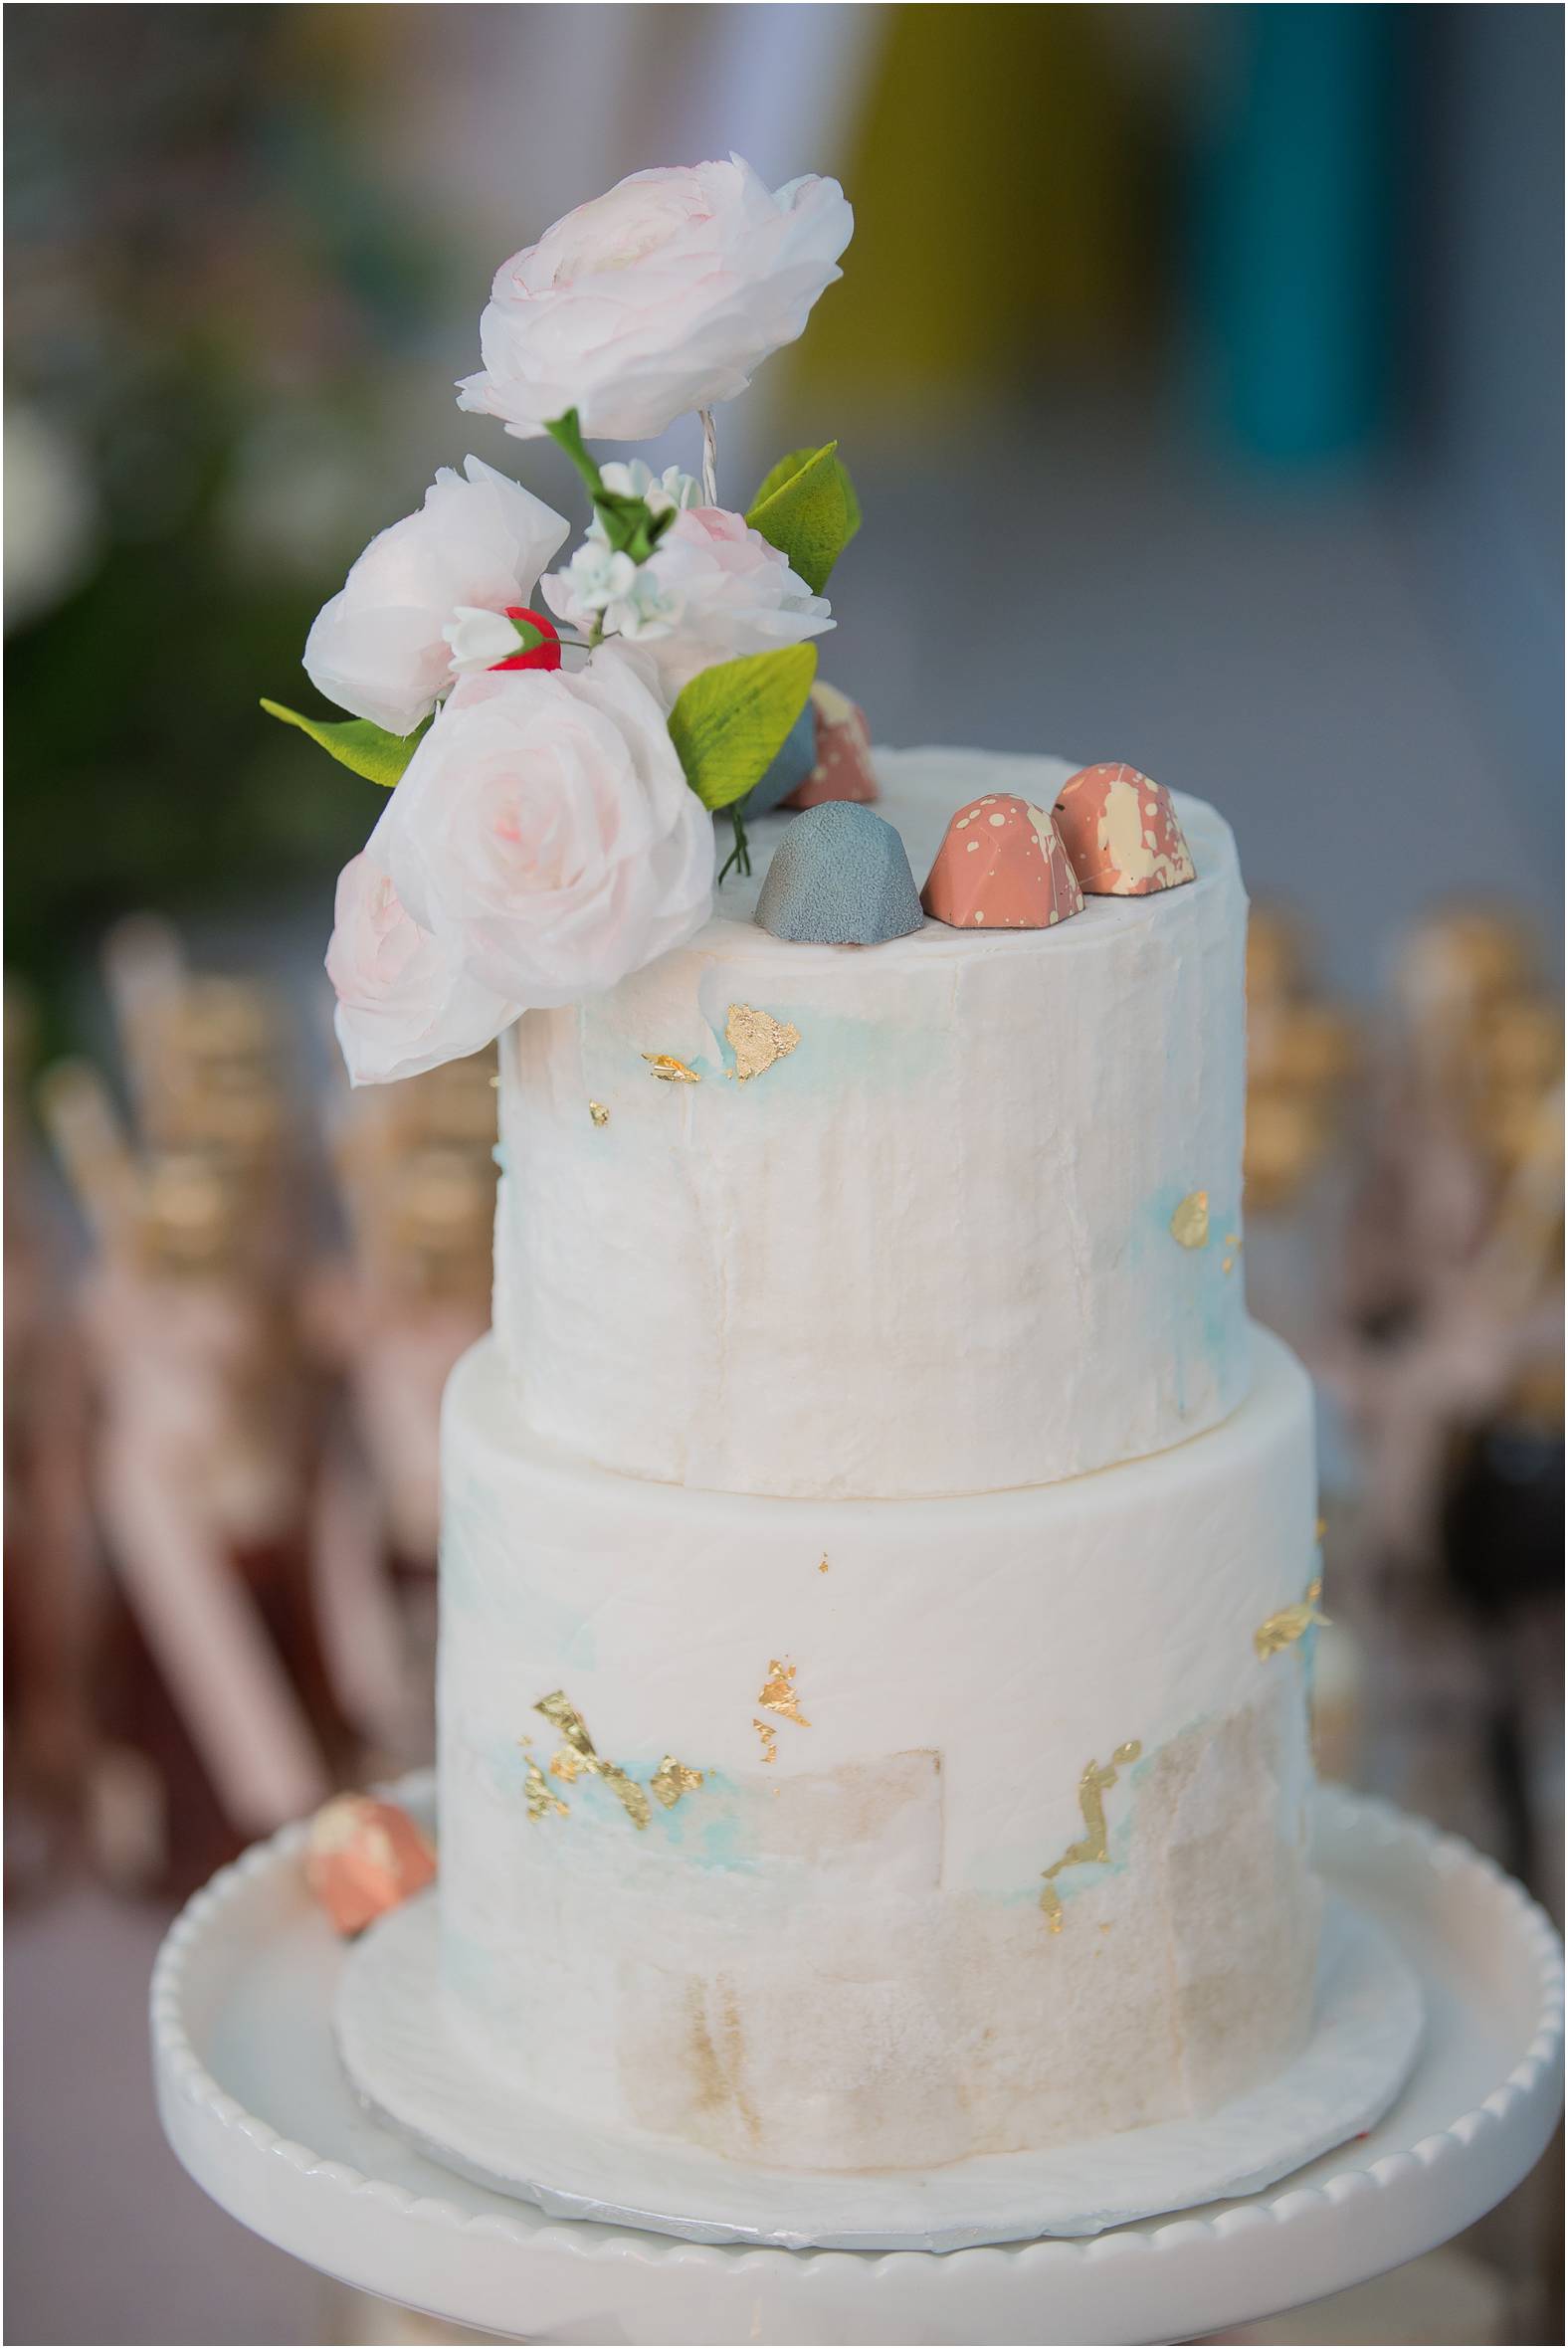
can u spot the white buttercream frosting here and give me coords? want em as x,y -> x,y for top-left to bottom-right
433,1325 -> 1320,2171
494,749 -> 1250,1499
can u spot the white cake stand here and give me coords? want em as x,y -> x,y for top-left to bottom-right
152,1782 -> 1563,2348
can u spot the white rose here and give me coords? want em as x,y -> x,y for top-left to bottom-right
325,846 -> 518,1085
545,504 -> 832,704
456,156 -> 853,442
303,457 -> 569,735
384,656 -> 713,1010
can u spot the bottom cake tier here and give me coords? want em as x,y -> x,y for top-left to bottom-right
432,1327 -> 1324,2173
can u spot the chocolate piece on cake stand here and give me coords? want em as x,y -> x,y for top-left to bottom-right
152,1773 -> 1562,2346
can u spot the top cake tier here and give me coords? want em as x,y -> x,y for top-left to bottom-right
493,748 -> 1249,1499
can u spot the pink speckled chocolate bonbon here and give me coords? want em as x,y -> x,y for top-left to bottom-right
1052,763 -> 1196,896
783,683 -> 880,809
920,793 -> 1084,931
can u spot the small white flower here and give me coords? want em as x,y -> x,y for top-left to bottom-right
457,157 -> 853,442
617,504 -> 833,703
557,539 -> 638,617
603,566 -> 684,643
543,529 -> 685,644
598,460 -> 700,517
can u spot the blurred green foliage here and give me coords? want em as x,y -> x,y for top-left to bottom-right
4,5 -> 454,1039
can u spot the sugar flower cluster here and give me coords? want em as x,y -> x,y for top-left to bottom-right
266,159 -> 855,1083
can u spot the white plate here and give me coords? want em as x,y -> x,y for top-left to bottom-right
152,1782 -> 1564,2347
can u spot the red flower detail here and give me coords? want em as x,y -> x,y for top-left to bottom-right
491,606 -> 561,673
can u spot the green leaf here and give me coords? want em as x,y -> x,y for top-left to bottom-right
592,487 -> 668,563
668,645 -> 818,814
746,443 -> 861,594
260,699 -> 431,788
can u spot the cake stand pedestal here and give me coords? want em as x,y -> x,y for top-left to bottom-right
152,1782 -> 1563,2348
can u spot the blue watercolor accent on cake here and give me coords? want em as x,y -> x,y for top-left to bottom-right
690,974 -> 948,1100
1297,1618 -> 1321,1693
492,1141 -> 509,1174
1035,1792 -> 1141,1918
492,1757 -> 762,1870
754,803 -> 924,944
651,1771 -> 762,1873
975,1727 -> 1174,1911
1135,1185 -> 1244,1421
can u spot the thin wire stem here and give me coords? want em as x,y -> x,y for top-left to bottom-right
698,408 -> 718,506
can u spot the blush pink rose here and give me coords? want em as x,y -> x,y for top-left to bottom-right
303,458 -> 569,737
384,655 -> 713,1010
457,156 -> 853,441
326,849 -> 518,1085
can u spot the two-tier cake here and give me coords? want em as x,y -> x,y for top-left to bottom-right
275,155 -> 1420,2250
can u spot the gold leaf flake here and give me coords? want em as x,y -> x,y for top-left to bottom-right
1254,1579 -> 1329,1662
758,1658 -> 811,1726
1170,1191 -> 1210,1249
726,1002 -> 801,1082
536,1690 -> 596,1760
588,1100 -> 610,1126
818,1554 -> 830,1574
1039,1740 -> 1142,1933
643,1053 -> 700,1083
600,1764 -> 652,1831
533,1689 -> 651,1829
753,1717 -> 778,1764
650,1755 -> 704,1810
523,1759 -> 568,1822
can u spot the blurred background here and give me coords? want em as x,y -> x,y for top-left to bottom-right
4,6 -> 1562,2344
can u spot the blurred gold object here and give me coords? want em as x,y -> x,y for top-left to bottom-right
167,973 -> 281,1073
343,1048 -> 499,1160
134,1149 -> 251,1277
1393,905 -> 1541,1033
1503,1352 -> 1565,1438
329,1041 -> 499,1316
1475,998 -> 1564,1095
330,1046 -> 497,1225
1244,1093 -> 1336,1216
35,1060 -> 141,1249
1391,904 -> 1550,1125
1244,903 -> 1363,1214
1467,1000 -> 1565,1176
1245,905 -> 1309,1007
384,1146 -> 496,1302
100,929 -> 306,1282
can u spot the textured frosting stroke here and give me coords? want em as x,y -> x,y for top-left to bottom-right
494,751 -> 1250,1499
435,1326 -> 1320,2172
